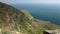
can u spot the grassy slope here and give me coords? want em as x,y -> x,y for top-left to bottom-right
19,9 -> 60,34
0,2 -> 60,34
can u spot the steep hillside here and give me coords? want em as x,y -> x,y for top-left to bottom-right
0,2 -> 60,34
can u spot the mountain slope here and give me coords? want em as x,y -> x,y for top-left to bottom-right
0,2 -> 60,34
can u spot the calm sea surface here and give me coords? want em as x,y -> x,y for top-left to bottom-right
10,4 -> 60,25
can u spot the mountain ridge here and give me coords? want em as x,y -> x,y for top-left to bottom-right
0,2 -> 60,34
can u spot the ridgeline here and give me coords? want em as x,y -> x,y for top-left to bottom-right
0,2 -> 60,34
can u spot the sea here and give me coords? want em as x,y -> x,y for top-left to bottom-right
10,3 -> 60,25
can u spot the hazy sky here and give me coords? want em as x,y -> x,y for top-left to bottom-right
0,0 -> 60,4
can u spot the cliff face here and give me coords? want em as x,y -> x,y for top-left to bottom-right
0,2 -> 60,34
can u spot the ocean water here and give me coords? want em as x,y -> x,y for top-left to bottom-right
11,4 -> 60,25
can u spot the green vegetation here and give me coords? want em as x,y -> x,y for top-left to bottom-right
0,2 -> 60,34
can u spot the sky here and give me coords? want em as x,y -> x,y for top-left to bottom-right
0,0 -> 60,4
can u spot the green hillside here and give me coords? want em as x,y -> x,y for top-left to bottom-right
0,2 -> 60,34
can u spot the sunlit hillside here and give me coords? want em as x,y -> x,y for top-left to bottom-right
0,2 -> 60,34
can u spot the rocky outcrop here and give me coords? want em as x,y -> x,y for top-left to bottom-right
43,30 -> 60,34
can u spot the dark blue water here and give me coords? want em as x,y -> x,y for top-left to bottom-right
10,4 -> 60,25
